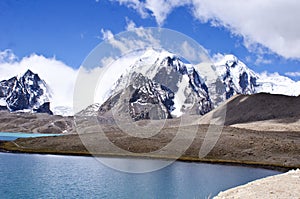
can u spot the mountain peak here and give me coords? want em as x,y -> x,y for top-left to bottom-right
0,70 -> 52,114
24,69 -> 35,76
95,48 -> 212,120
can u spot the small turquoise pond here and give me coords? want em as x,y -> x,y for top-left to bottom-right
0,132 -> 62,141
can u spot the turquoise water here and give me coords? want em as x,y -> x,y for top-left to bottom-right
0,153 -> 281,198
0,132 -> 62,141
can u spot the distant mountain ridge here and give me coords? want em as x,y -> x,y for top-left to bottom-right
0,69 -> 53,114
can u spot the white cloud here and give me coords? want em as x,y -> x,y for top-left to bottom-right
254,55 -> 272,65
0,50 -> 78,115
191,0 -> 300,59
100,26 -> 161,55
114,0 -> 149,19
181,41 -> 197,61
113,0 -> 300,59
100,56 -> 116,67
125,17 -> 136,31
73,66 -> 105,113
144,0 -> 189,26
181,40 -> 210,63
285,71 -> 300,77
100,28 -> 114,40
0,49 -> 18,63
104,27 -> 161,55
113,0 -> 189,26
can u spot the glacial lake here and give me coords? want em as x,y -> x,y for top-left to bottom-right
0,132 -> 62,141
0,153 -> 281,198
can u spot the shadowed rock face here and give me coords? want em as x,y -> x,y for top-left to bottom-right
99,72 -> 173,121
128,73 -> 173,120
0,69 -> 52,114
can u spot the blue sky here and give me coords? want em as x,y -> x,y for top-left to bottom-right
1,0 -> 300,80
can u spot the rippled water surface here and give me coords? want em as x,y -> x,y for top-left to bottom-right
0,153 -> 281,198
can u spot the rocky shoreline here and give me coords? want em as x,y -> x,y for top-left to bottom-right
214,169 -> 300,198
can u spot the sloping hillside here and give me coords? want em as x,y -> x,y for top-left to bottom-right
200,93 -> 300,126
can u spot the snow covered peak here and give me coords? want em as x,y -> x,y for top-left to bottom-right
139,48 -> 175,61
214,54 -> 258,77
0,69 -> 52,114
214,54 -> 238,66
256,72 -> 300,96
23,69 -> 35,77
213,54 -> 259,99
92,48 -> 212,119
129,49 -> 183,73
207,53 -> 300,106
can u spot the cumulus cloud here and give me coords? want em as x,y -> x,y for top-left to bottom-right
0,50 -> 78,115
112,0 -> 300,59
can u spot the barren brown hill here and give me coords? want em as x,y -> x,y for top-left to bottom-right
200,93 -> 300,126
0,110 -> 75,134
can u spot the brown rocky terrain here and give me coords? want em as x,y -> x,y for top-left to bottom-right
0,110 -> 75,134
0,121 -> 299,170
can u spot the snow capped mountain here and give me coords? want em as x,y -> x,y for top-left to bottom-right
95,49 -> 212,120
0,69 -> 53,114
2,51 -> 297,118
214,54 -> 259,99
256,72 -> 300,96
193,54 -> 260,107
83,50 -> 300,119
200,54 -> 300,107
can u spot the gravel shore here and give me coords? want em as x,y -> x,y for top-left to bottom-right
214,169 -> 300,199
